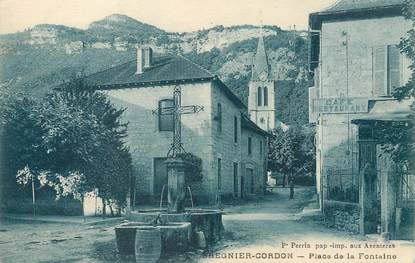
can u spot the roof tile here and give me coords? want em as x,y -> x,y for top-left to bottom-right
84,54 -> 214,87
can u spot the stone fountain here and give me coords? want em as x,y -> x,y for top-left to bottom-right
128,156 -> 224,248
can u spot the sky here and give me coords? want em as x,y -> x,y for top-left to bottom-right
0,0 -> 337,34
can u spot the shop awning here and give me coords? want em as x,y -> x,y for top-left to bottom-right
351,99 -> 413,124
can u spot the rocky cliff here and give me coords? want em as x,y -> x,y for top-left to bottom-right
0,14 -> 310,124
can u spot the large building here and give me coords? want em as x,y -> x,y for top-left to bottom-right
84,46 -> 268,204
309,0 -> 414,239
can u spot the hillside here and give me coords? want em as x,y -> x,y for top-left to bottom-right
0,14 -> 310,125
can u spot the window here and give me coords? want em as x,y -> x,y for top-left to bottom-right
263,86 -> 268,106
248,137 -> 252,155
233,162 -> 238,196
158,99 -> 174,131
372,45 -> 401,97
257,86 -> 263,106
217,158 -> 222,190
234,116 -> 238,143
217,103 -> 222,133
260,140 -> 263,155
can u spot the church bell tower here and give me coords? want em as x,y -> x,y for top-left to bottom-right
248,36 -> 276,131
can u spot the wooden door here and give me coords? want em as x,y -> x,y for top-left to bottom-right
246,168 -> 254,194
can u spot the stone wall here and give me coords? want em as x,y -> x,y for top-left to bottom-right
241,128 -> 266,195
320,16 -> 411,98
318,114 -> 359,201
4,196 -> 82,215
324,200 -> 360,234
210,81 -> 244,200
315,15 -> 412,204
105,82 -> 214,202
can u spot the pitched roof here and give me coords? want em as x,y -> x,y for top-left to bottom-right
322,0 -> 405,13
241,114 -> 269,136
309,0 -> 405,29
251,36 -> 270,81
84,54 -> 214,87
82,53 -> 246,109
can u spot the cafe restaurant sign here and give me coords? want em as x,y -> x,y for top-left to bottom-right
311,97 -> 368,114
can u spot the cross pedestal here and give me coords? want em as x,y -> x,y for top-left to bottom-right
165,158 -> 187,213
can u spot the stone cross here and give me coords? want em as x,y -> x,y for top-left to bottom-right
154,85 -> 204,157
153,85 -> 203,213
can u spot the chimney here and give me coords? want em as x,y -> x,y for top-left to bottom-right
136,48 -> 145,74
135,46 -> 153,74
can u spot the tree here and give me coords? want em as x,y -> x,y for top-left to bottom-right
268,127 -> 299,175
394,0 -> 415,100
0,87 -> 47,207
268,125 -> 316,186
378,0 -> 415,171
3,79 -> 133,214
39,79 -> 132,212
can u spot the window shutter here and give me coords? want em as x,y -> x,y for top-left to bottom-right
373,46 -> 387,97
218,158 -> 222,190
248,137 -> 252,155
387,45 -> 401,95
234,116 -> 238,143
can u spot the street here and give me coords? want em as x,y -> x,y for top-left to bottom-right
0,187 -> 413,262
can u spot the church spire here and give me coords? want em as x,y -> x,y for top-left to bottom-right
251,35 -> 270,81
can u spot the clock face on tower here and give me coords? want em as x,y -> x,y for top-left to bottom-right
259,71 -> 267,81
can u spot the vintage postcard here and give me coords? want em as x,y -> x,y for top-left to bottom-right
0,0 -> 414,262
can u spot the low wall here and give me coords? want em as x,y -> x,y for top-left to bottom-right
3,197 -> 82,215
324,200 -> 360,234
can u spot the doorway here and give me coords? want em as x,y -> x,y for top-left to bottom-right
246,168 -> 254,194
358,125 -> 380,235
153,158 -> 168,196
233,162 -> 238,198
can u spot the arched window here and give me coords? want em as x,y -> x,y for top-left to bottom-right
263,86 -> 268,106
158,99 -> 174,131
257,86 -> 263,106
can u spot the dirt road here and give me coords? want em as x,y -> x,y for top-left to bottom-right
203,187 -> 414,263
1,187 -> 413,262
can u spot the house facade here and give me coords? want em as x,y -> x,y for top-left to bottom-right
309,0 -> 414,239
84,47 -> 268,204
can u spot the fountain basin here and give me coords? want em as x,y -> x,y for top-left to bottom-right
129,209 -> 223,245
115,221 -> 192,257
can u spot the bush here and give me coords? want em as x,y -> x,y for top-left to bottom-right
177,152 -> 203,182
